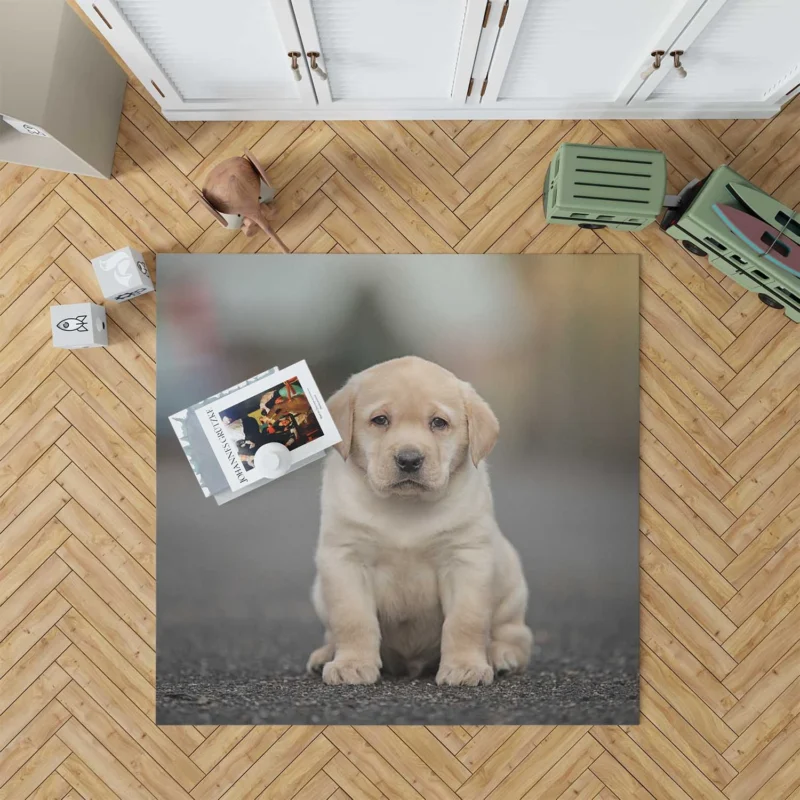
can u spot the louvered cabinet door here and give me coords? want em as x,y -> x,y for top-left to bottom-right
478,0 -> 708,111
75,0 -> 316,114
632,0 -> 800,109
289,0 -> 486,109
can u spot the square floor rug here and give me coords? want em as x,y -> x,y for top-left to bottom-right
156,254 -> 640,725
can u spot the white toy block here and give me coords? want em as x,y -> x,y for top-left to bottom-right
91,246 -> 154,302
51,303 -> 107,349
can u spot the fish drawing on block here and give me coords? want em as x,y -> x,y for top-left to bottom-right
712,204 -> 800,277
57,315 -> 89,333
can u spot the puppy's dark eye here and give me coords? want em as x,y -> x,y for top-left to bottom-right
371,415 -> 389,427
430,417 -> 449,431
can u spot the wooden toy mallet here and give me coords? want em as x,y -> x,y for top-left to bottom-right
196,148 -> 289,253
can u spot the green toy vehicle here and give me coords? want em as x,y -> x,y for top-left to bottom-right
544,143 -> 800,322
543,143 -> 667,231
659,165 -> 800,323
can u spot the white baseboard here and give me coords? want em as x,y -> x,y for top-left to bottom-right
163,103 -> 781,122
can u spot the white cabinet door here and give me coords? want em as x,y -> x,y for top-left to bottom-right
478,0 -> 708,111
76,0 -> 797,119
289,0 -> 486,110
633,0 -> 800,109
75,0 -> 316,113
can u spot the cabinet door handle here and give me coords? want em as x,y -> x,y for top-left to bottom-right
288,51 -> 302,81
670,50 -> 687,79
92,4 -> 113,29
307,52 -> 328,81
640,50 -> 665,80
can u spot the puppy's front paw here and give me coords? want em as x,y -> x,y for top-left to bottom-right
436,659 -> 494,687
306,643 -> 335,674
489,642 -> 528,674
489,624 -> 533,674
322,657 -> 380,685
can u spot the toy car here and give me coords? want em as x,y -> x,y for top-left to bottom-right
660,165 -> 800,322
543,142 -> 800,322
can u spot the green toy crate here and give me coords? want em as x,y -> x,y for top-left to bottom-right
544,143 -> 667,231
660,165 -> 800,323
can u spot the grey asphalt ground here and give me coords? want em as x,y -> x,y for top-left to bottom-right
156,618 -> 638,725
155,454 -> 639,726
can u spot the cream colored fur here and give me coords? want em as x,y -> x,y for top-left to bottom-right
307,356 -> 532,686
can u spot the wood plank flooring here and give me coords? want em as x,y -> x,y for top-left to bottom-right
2,78 -> 800,798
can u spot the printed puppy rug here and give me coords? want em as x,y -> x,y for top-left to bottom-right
156,254 -> 640,725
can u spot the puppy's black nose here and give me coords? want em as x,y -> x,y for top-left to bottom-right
395,450 -> 424,473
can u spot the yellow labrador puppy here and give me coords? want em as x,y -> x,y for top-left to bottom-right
307,356 -> 532,686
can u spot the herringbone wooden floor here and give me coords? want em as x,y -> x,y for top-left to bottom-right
2,66 -> 800,798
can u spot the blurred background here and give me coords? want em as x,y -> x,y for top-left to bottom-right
156,254 -> 640,724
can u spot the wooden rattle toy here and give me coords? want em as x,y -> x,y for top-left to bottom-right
197,148 -> 289,253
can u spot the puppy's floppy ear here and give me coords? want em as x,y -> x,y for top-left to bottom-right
327,380 -> 356,460
462,382 -> 499,466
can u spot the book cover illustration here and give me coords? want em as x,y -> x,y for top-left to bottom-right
193,360 -> 341,494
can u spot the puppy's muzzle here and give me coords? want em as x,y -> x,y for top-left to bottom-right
395,449 -> 425,474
